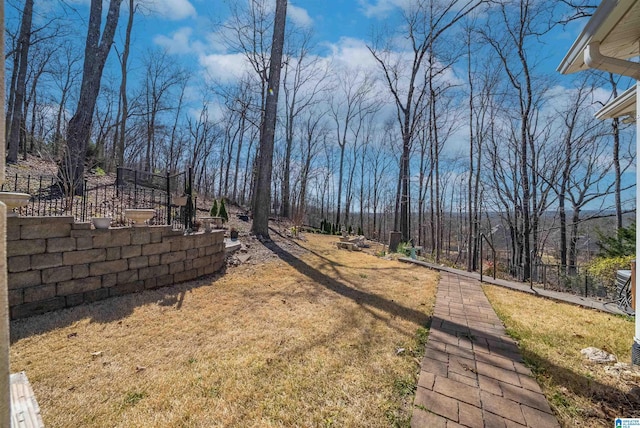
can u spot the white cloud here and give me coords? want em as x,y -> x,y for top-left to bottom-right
154,27 -> 194,54
199,53 -> 251,83
544,84 -> 613,117
357,0 -> 413,19
328,37 -> 379,71
205,28 -> 236,54
139,0 -> 197,21
54,0 -> 197,20
288,4 -> 313,28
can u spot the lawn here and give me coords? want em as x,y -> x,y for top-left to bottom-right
484,285 -> 639,428
10,234 -> 438,427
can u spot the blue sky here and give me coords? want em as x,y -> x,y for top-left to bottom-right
9,0 -> 635,212
29,1 -> 633,154
16,0 -> 608,97
114,1 -> 615,109
16,0 -> 635,138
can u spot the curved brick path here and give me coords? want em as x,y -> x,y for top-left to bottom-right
411,272 -> 560,427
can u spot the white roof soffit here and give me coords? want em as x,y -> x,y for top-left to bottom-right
558,0 -> 640,76
595,85 -> 637,119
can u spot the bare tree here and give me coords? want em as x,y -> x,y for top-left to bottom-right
251,0 -> 287,238
280,29 -> 330,219
556,2 -> 626,233
139,49 -> 184,172
329,67 -> 376,228
166,75 -> 189,173
221,0 -> 274,117
114,0 -> 136,169
51,41 -> 82,157
368,0 -> 485,242
60,0 -> 123,194
186,103 -> 223,197
6,0 -> 33,163
343,103 -> 379,229
23,41 -> 55,157
93,84 -> 119,168
230,80 -> 255,203
218,106 -> 240,197
479,0 -> 553,279
465,21 -> 500,271
295,108 -> 328,224
367,120 -> 396,239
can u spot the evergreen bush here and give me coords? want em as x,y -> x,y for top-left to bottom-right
218,199 -> 229,223
210,199 -> 218,217
597,222 -> 635,257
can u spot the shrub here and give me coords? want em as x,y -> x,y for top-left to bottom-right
210,199 -> 218,217
396,241 -> 413,257
597,222 -> 635,257
585,255 -> 634,290
218,199 -> 229,223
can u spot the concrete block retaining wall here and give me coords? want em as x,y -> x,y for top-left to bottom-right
7,216 -> 225,319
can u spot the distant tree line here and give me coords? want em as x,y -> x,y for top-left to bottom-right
5,0 -> 636,275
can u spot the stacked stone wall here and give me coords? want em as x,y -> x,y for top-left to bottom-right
7,217 -> 225,319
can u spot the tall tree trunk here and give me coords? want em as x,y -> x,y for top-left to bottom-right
418,148 -> 425,247
251,0 -> 287,238
5,43 -> 19,144
6,0 -> 33,164
281,106 -> 294,219
400,123 -> 411,242
116,0 -> 134,168
609,74 -> 622,230
61,0 -> 123,194
232,108 -> 247,202
429,53 -> 441,261
467,39 -> 474,272
359,146 -> 366,234
336,144 -> 345,226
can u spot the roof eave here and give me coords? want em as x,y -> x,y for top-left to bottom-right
596,85 -> 637,120
557,0 -> 633,75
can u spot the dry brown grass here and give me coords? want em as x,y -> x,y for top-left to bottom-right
483,285 -> 640,428
10,234 -> 437,427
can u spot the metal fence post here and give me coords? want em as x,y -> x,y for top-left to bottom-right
166,171 -> 172,226
530,251 -> 534,290
584,275 -> 588,297
479,238 -> 484,283
134,170 -> 138,207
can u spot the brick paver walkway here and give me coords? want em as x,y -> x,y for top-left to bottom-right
411,272 -> 559,427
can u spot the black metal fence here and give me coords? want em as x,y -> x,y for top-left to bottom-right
1,167 -> 197,230
506,260 -> 613,300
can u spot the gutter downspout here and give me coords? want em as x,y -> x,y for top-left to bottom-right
584,41 -> 640,366
584,42 -> 640,80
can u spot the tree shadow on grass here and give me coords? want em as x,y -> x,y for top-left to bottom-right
521,348 -> 640,420
423,298 -> 640,423
268,228 -> 415,274
261,238 -> 430,328
10,234 -> 431,343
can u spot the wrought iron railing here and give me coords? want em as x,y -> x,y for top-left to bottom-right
1,167 -> 197,230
